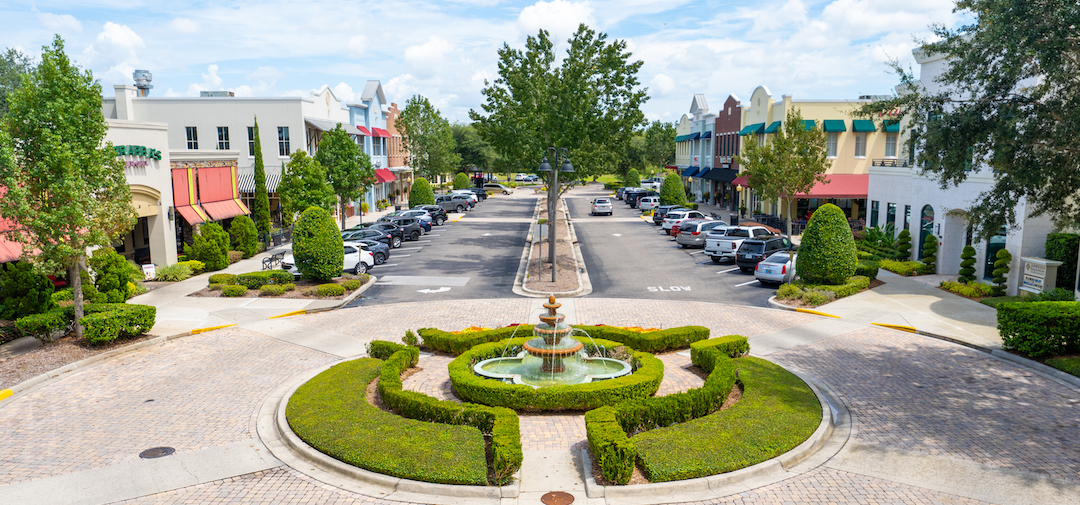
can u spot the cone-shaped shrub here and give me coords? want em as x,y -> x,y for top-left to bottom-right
896,229 -> 912,260
920,234 -> 938,274
453,172 -> 470,190
229,215 -> 259,258
796,203 -> 857,285
626,169 -> 640,187
659,173 -> 686,207
958,245 -> 976,283
293,207 -> 344,282
992,248 -> 1012,296
188,222 -> 230,271
409,177 -> 435,206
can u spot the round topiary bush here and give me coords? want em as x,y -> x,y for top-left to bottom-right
187,222 -> 230,271
625,169 -> 640,187
222,285 -> 247,297
796,203 -> 857,285
453,173 -> 471,190
260,284 -> 287,296
659,173 -> 686,206
317,283 -> 346,296
293,207 -> 344,282
958,245 -> 977,283
408,178 -> 435,207
229,215 -> 259,259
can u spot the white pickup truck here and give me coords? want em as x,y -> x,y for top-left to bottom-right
640,176 -> 663,191
705,226 -> 773,263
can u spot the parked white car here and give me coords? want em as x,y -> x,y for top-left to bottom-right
755,251 -> 798,286
705,226 -> 773,263
662,209 -> 705,231
450,190 -> 479,204
281,241 -> 374,276
638,196 -> 660,211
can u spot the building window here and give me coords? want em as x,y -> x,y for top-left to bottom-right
185,127 -> 198,149
903,204 -> 911,231
885,132 -> 897,157
827,132 -> 837,157
217,127 -> 230,150
277,127 -> 290,156
870,201 -> 879,228
886,203 -> 896,230
854,133 -> 866,158
247,127 -> 256,156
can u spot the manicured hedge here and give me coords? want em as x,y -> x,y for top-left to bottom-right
222,285 -> 247,297
14,309 -> 68,339
419,324 -> 710,355
879,259 -> 922,276
940,280 -> 993,298
342,279 -> 361,290
998,301 -> 1080,357
260,285 -> 286,296
689,335 -> 749,368
378,345 -> 522,485
208,273 -> 237,285
316,283 -> 345,296
79,304 -> 156,344
796,276 -> 870,299
236,270 -> 293,288
855,260 -> 879,280
448,337 -> 664,411
287,358 -> 489,485
797,203 -> 857,284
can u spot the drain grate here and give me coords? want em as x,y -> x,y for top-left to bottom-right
541,491 -> 574,505
139,447 -> 175,459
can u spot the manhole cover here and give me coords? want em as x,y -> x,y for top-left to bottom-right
139,447 -> 175,459
541,491 -> 574,505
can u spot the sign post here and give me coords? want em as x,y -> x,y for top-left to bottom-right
1019,257 -> 1063,295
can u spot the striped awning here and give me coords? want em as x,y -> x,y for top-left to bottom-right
238,169 -> 282,193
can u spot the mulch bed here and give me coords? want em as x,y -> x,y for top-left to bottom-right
772,278 -> 885,309
188,275 -> 368,300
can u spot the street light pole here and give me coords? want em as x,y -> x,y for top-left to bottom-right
538,147 -> 574,283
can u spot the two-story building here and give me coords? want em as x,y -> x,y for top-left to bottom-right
673,95 -> 716,203
709,94 -> 743,212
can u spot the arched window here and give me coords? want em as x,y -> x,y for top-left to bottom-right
918,205 -> 934,260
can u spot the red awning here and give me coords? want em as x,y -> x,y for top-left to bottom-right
176,205 -> 209,225
202,199 -> 251,221
0,236 -> 22,263
374,168 -> 397,183
793,174 -> 869,199
356,126 -> 371,136
372,127 -> 391,138
732,175 -> 752,188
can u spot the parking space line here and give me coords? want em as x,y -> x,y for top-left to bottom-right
394,254 -> 411,258
371,263 -> 399,269
734,279 -> 758,287
717,267 -> 739,274
397,247 -> 423,251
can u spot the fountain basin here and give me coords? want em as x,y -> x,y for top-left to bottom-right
474,352 -> 632,388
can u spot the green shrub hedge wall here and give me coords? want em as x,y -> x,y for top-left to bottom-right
1045,233 -> 1079,292
208,273 -> 237,285
998,301 -> 1080,357
795,276 -> 870,299
419,324 -> 710,355
79,304 -> 156,344
294,206 -> 344,282
796,204 -> 857,284
855,260 -> 879,281
879,259 -> 922,276
448,337 -> 664,411
0,261 -> 57,320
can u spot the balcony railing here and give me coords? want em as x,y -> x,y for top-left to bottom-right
871,158 -> 913,167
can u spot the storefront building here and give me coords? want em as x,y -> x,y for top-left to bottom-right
709,94 -> 743,212
674,95 -> 716,203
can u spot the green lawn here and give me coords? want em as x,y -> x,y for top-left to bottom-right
1046,357 -> 1080,378
286,358 -> 489,485
631,357 -> 821,482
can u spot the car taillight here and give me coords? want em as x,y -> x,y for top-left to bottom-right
782,265 -> 787,274
691,231 -> 700,235
755,262 -> 760,271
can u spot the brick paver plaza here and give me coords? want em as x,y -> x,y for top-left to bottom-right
0,298 -> 1077,504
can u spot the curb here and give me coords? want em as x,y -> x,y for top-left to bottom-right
518,196 -> 589,298
257,361 -> 519,504
582,371 -> 849,502
989,349 -> 1080,390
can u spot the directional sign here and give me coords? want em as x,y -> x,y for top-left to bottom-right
647,286 -> 691,292
418,287 -> 452,294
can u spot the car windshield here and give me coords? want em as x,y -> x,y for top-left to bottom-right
668,212 -> 686,219
703,222 -> 726,232
727,229 -> 751,238
763,253 -> 790,264
741,243 -> 765,254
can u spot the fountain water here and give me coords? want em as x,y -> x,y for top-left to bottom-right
474,295 -> 632,388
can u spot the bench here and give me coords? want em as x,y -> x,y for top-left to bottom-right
262,251 -> 285,270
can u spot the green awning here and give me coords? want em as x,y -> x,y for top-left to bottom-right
763,121 -> 782,134
738,123 -> 765,136
884,120 -> 900,133
852,120 -> 876,132
823,120 -> 847,132
675,134 -> 689,142
803,120 -> 816,131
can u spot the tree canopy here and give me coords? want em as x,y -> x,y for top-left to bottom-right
251,116 -> 271,235
314,124 -> 375,229
643,120 -> 676,169
736,108 -> 829,237
0,47 -> 34,118
470,24 -> 648,182
396,95 -> 459,180
451,122 -> 493,173
858,0 -> 1080,236
278,150 -> 335,226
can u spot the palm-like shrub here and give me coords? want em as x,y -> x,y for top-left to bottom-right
958,245 -> 977,283
920,234 -> 938,274
659,173 -> 686,206
796,203 -> 857,285
453,173 -> 471,190
293,207 -> 343,282
626,169 -> 640,187
229,215 -> 259,258
409,177 -> 435,206
992,248 -> 1012,296
896,229 -> 912,260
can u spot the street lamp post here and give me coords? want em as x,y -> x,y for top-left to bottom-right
538,147 -> 574,282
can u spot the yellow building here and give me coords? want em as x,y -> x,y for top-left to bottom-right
736,85 -> 906,228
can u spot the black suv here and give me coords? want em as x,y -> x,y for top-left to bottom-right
652,205 -> 686,225
415,205 -> 448,225
735,235 -> 795,273
381,216 -> 424,241
625,189 -> 658,209
352,222 -> 404,248
343,228 -> 397,248
464,187 -> 488,201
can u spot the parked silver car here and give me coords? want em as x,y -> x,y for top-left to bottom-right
675,220 -> 727,248
754,251 -> 797,286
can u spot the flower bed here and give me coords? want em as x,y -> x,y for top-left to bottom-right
191,273 -> 369,299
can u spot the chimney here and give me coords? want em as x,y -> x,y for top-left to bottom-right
114,85 -> 137,121
133,70 -> 153,97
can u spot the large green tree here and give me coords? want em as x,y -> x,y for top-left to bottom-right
0,36 -> 136,339
643,120 -> 676,170
314,124 -> 375,230
858,0 -> 1080,236
278,150 -> 335,226
251,116 -> 271,235
451,122 -> 493,174
397,95 -> 459,180
736,108 -> 829,238
1,47 -> 34,118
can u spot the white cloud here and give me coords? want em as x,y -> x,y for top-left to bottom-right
96,22 -> 145,54
333,82 -> 357,102
169,18 -> 200,34
82,22 -> 145,85
404,36 -> 454,76
347,35 -> 368,58
37,12 -> 83,33
649,73 -> 676,96
518,0 -> 595,43
185,64 -> 223,95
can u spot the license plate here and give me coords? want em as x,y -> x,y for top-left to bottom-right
763,267 -> 775,274
744,254 -> 753,259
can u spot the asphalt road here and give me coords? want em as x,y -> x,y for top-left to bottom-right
346,190 -> 538,307
567,185 -> 777,307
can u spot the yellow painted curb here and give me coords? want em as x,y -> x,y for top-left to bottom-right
191,324 -> 237,334
795,308 -> 841,319
269,310 -> 307,320
0,389 -> 11,402
872,322 -> 917,333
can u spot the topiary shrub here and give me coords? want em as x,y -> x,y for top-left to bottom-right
453,172 -> 471,190
958,245 -> 977,282
282,283 -> 296,291
625,169 -> 640,187
659,173 -> 686,207
208,273 -> 237,285
15,309 -> 69,341
796,203 -> 857,285
88,249 -> 143,303
301,286 -> 320,296
229,215 -> 259,259
317,283 -> 346,296
227,250 -> 243,264
855,260 -> 879,281
236,272 -> 274,289
1045,233 -> 1079,291
801,289 -> 836,306
153,263 -> 193,282
260,284 -> 287,296
293,206 -> 344,282
998,301 -> 1080,357
0,261 -> 57,320
79,304 -> 156,345
208,283 -> 224,291
920,234 -> 938,274
896,229 -> 912,260
221,285 -> 248,297
992,248 -> 1012,296
940,280 -> 993,298
188,222 -> 230,271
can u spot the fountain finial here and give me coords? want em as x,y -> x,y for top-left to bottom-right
543,295 -> 560,316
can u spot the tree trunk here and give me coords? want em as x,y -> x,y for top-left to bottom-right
784,198 -> 793,239
339,198 -> 347,231
70,257 -> 85,340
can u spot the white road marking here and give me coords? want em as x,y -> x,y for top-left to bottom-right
647,286 -> 692,292
370,264 -> 399,268
483,233 -> 492,236
377,276 -> 471,286
396,246 -> 423,251
718,267 -> 739,274
734,279 -> 758,287
690,251 -> 705,255
417,287 -> 452,294
612,233 -> 622,237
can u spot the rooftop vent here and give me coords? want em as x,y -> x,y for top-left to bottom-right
200,91 -> 235,98
133,70 -> 153,97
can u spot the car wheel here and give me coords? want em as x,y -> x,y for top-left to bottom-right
436,217 -> 445,226
456,205 -> 464,213
391,236 -> 402,248
410,231 -> 420,241
711,256 -> 722,264
353,262 -> 367,275
374,252 -> 386,265
503,191 -> 509,195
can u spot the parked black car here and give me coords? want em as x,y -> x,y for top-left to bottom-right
615,187 -> 632,200
652,205 -> 687,225
342,228 -> 398,248
464,187 -> 488,201
625,189 -> 658,209
414,205 -> 448,225
381,216 -> 425,241
351,222 -> 405,248
735,235 -> 795,273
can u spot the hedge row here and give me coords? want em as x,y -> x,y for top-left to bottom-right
377,344 -> 522,485
998,301 -> 1080,357
419,324 -> 710,355
448,337 -> 664,411
585,336 -> 745,484
796,276 -> 870,299
940,280 -> 993,298
879,259 -> 923,276
15,303 -> 156,344
286,358 -> 489,485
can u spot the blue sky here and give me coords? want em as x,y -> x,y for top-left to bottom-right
1,0 -> 965,123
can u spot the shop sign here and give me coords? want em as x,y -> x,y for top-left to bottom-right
113,145 -> 162,160
1022,274 -> 1044,292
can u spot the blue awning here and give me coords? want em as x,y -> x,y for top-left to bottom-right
694,167 -> 711,178
763,121 -> 782,134
699,131 -> 712,139
681,166 -> 698,177
687,132 -> 701,140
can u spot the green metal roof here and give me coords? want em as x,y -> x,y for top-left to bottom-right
738,123 -> 765,136
852,119 -> 876,133
763,121 -> 782,134
823,120 -> 847,132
